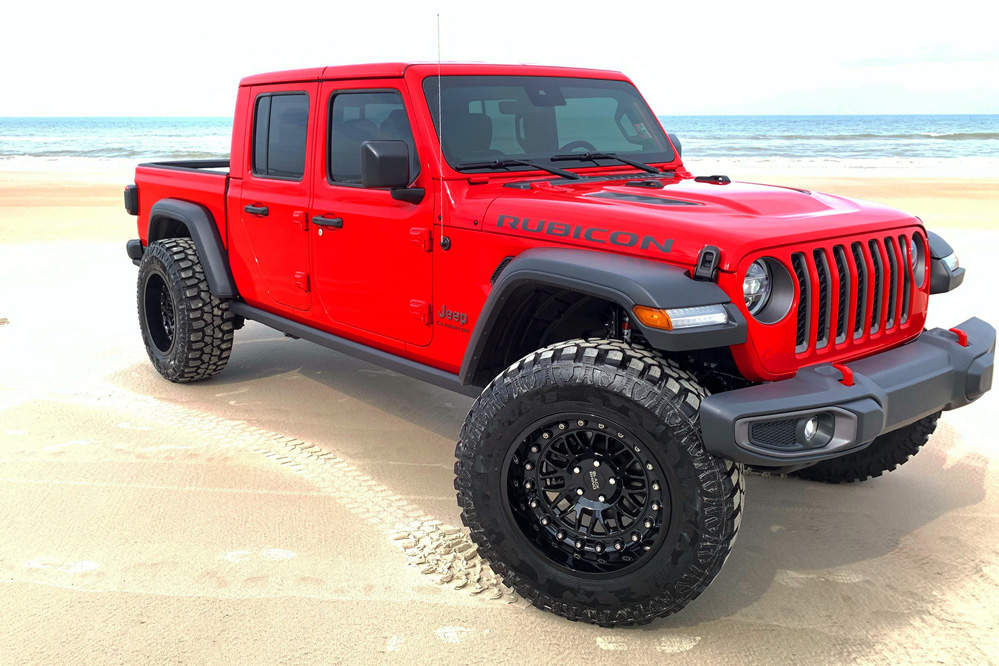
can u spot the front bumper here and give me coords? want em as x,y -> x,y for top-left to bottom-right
700,317 -> 995,466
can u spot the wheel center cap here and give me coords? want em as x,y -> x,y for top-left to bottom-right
574,457 -> 616,500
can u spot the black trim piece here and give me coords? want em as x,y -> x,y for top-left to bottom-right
459,248 -> 747,385
229,302 -> 481,398
586,191 -> 701,206
138,160 -> 230,175
927,230 -> 954,260
700,317 -> 995,466
930,257 -> 966,294
147,199 -> 238,299
126,239 -> 144,266
694,175 -> 731,184
693,245 -> 720,281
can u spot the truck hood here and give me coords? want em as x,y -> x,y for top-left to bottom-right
479,175 -> 921,271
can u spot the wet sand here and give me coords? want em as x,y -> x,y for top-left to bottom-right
1,171 -> 998,664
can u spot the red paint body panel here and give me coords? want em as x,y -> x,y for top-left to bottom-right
132,63 -> 934,384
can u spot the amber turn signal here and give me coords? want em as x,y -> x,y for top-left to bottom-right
632,306 -> 673,330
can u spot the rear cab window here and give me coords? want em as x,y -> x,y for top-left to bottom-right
252,92 -> 310,180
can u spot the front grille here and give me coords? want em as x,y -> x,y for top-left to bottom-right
791,235 -> 917,357
749,419 -> 798,449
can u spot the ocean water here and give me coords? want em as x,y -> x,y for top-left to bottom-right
0,115 -> 997,175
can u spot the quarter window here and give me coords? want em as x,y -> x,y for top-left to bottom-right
252,93 -> 309,179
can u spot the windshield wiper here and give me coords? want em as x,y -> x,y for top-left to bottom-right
550,152 -> 659,175
456,159 -> 582,180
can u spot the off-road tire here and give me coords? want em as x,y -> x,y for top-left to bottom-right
454,339 -> 745,626
137,238 -> 234,382
794,412 -> 941,484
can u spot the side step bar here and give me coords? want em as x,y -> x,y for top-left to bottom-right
228,302 -> 483,398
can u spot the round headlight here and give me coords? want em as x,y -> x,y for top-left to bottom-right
744,260 -> 771,315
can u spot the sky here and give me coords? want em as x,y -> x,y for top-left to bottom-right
3,0 -> 997,117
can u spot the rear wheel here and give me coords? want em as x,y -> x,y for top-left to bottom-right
794,412 -> 941,483
454,339 -> 744,626
137,238 -> 234,382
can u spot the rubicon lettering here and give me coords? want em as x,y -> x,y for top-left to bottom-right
495,214 -> 673,253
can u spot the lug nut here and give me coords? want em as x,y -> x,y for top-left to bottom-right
576,488 -> 584,496
542,432 -> 551,439
524,462 -> 534,471
593,460 -> 601,468
574,540 -> 584,549
531,445 -> 540,453
631,532 -> 641,542
558,423 -> 566,430
598,424 -> 606,430
530,500 -> 539,508
595,543 -> 605,553
617,432 -> 624,438
524,480 -> 534,490
646,463 -> 653,471
540,517 -> 549,526
652,482 -> 660,491
608,478 -> 616,485
614,540 -> 624,551
598,495 -> 606,502
573,466 -> 581,474
644,519 -> 654,529
651,502 -> 660,511
556,530 -> 566,540
577,420 -> 585,426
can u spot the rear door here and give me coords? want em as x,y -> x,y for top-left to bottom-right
309,80 -> 434,345
238,83 -> 318,312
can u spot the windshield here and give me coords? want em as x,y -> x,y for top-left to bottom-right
422,76 -> 675,173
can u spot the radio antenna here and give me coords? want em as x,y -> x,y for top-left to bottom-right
436,14 -> 446,248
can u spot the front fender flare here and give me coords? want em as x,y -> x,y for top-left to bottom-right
459,248 -> 746,386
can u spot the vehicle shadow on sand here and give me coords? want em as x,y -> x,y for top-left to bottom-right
110,323 -> 991,625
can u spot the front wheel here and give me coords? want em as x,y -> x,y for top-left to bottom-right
454,340 -> 745,626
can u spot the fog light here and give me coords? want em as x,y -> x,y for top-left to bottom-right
796,412 -> 834,449
803,416 -> 819,441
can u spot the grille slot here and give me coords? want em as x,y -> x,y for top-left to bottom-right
885,236 -> 899,329
899,234 -> 911,324
868,240 -> 883,334
749,419 -> 799,449
813,249 -> 831,349
851,243 -> 867,338
833,246 -> 850,343
791,253 -> 809,352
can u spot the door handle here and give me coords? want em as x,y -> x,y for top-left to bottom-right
244,204 -> 269,216
312,216 -> 343,229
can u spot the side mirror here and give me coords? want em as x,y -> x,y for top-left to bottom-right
667,133 -> 682,158
360,140 -> 411,189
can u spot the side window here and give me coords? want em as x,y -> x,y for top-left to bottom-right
251,93 -> 309,179
329,91 -> 419,184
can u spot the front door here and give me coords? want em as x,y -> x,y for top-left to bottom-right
238,83 -> 318,312
310,81 -> 434,345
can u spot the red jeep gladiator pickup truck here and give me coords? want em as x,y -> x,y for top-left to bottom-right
124,62 -> 994,626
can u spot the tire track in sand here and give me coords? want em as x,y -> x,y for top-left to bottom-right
94,389 -> 521,604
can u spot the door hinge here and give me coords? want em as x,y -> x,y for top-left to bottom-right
293,210 -> 309,231
410,227 -> 432,252
410,299 -> 431,325
294,271 -> 311,292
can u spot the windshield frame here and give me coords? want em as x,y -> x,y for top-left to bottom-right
421,75 -> 676,176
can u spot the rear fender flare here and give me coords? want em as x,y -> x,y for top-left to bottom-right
147,199 -> 237,299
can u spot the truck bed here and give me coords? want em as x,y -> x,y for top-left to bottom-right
133,160 -> 231,247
